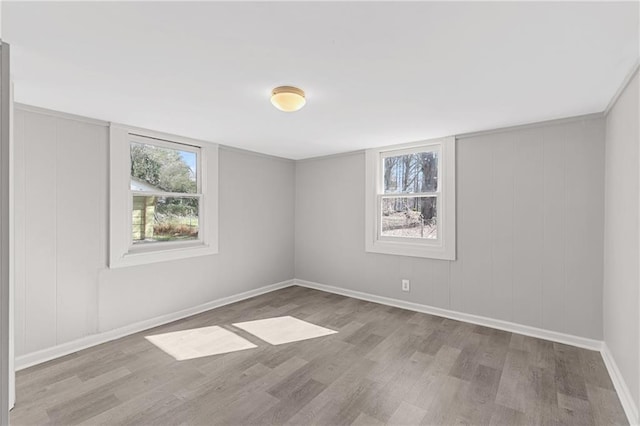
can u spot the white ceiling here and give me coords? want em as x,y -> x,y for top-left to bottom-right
4,1 -> 639,159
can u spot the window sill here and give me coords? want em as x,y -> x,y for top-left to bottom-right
109,242 -> 218,268
366,239 -> 455,260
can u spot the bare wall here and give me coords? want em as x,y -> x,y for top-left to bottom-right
12,103 -> 608,358
604,70 -> 640,413
295,116 -> 605,340
13,106 -> 295,356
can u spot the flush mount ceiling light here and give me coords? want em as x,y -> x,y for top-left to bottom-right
271,86 -> 306,112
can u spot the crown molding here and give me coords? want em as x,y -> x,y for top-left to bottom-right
604,60 -> 640,117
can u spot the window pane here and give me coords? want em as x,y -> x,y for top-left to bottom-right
383,151 -> 438,194
381,196 -> 437,239
132,196 -> 199,243
130,142 -> 197,193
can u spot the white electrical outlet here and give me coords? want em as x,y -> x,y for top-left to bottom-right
402,279 -> 410,292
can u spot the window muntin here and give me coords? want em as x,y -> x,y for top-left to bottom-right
129,136 -> 202,246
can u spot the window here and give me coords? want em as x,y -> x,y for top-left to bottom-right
130,140 -> 200,245
365,137 -> 456,260
109,124 -> 218,268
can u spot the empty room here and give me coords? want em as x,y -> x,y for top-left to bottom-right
0,1 -> 638,425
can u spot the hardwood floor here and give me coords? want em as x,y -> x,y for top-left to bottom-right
11,286 -> 627,425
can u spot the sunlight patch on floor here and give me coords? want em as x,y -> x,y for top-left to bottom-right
145,325 -> 257,360
233,316 -> 338,345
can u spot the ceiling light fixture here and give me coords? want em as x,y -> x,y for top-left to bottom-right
271,86 -> 306,112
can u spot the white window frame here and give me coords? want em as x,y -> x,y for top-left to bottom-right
109,124 -> 218,268
365,136 -> 456,260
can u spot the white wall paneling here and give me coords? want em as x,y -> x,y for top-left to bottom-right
8,77 -> 14,412
295,115 -> 606,341
15,279 -> 294,370
0,41 -> 10,425
13,105 -> 295,357
603,70 -> 640,424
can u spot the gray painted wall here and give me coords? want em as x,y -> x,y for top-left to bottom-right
11,103 -> 610,363
604,71 -> 639,413
295,116 -> 605,340
13,106 -> 295,356
0,42 -> 10,426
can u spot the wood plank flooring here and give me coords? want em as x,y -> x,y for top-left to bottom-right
11,286 -> 627,425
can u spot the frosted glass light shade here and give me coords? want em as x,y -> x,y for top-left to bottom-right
271,86 -> 306,112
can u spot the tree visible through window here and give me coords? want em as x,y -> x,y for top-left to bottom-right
130,141 -> 200,244
381,149 -> 439,239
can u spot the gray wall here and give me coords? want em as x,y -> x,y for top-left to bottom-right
13,106 -> 295,356
295,116 -> 605,340
0,42 -> 10,425
12,103 -> 611,360
604,71 -> 639,412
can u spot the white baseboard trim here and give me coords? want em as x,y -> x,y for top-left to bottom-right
15,279 -> 295,371
14,276 -> 637,425
294,279 -> 603,351
294,280 -> 640,424
601,343 -> 639,425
